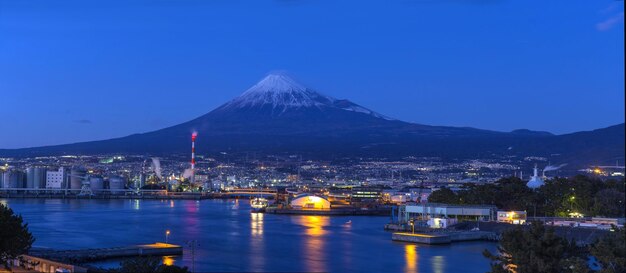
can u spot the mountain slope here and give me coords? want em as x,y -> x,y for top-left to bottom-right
0,73 -> 623,167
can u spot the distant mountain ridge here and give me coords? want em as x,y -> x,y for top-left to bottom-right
1,73 -> 623,167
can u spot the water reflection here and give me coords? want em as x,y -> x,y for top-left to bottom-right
250,213 -> 265,270
251,212 -> 264,236
299,215 -> 328,236
295,216 -> 329,272
431,255 -> 445,273
405,244 -> 418,273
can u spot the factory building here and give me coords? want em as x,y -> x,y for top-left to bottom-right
46,167 -> 66,189
526,164 -> 545,189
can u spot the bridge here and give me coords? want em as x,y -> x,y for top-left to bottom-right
220,188 -> 277,198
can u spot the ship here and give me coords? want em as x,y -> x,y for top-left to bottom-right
250,197 -> 269,213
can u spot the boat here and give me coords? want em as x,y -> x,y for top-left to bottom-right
250,197 -> 269,213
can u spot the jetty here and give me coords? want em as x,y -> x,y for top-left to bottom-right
29,243 -> 183,262
392,231 -> 496,245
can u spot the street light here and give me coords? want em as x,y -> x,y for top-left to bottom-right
409,219 -> 415,234
165,230 -> 171,244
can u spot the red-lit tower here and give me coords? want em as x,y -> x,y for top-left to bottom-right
191,132 -> 197,184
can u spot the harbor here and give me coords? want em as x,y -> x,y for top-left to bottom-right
1,198 -> 497,272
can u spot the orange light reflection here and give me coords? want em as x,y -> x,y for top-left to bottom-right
162,256 -> 175,266
405,244 -> 418,273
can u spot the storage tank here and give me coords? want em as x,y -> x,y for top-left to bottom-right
89,176 -> 104,192
108,176 -> 126,194
26,167 -> 46,189
1,172 -> 8,188
2,170 -> 24,188
26,167 -> 35,188
33,168 -> 46,189
70,169 -> 87,190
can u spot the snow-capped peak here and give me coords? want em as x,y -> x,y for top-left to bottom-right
224,73 -> 334,109
217,72 -> 395,120
244,73 -> 307,95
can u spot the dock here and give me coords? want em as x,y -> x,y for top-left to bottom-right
29,243 -> 183,262
392,231 -> 495,245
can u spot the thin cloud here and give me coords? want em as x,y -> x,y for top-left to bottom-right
597,11 -> 624,31
74,119 -> 92,124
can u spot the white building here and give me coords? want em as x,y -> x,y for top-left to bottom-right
46,167 -> 65,189
401,203 -> 497,222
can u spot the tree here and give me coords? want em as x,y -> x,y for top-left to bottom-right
590,228 -> 625,273
484,222 -> 584,273
427,187 -> 459,204
592,189 -> 625,217
0,204 -> 35,269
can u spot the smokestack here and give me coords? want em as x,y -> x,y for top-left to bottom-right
191,132 -> 197,184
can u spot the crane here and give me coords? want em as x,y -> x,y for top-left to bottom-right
66,173 -> 92,196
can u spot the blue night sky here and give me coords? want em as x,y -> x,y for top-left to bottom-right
1,0 -> 624,148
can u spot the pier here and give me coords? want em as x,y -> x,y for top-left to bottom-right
392,231 -> 496,245
30,243 -> 183,262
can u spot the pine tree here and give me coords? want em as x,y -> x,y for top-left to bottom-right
0,204 -> 35,269
484,222 -> 587,273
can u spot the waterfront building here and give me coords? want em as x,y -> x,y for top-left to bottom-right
46,167 -> 66,189
290,194 -> 331,209
396,203 -> 498,224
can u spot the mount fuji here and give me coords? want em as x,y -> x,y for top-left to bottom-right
1,73 -> 624,166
